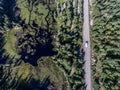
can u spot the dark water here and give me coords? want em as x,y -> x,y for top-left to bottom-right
20,32 -> 57,66
20,1 -> 58,66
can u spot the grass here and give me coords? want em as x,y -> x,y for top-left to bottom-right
4,27 -> 21,58
35,60 -> 67,90
15,58 -> 68,90
17,0 -> 48,25
17,62 -> 30,79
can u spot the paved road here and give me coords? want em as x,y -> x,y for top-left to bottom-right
83,0 -> 92,90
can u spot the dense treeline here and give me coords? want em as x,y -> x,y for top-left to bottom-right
91,0 -> 120,89
52,0 -> 84,89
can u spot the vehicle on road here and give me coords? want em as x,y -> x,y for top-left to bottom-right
85,41 -> 89,47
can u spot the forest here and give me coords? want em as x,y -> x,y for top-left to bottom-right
0,0 -> 84,90
91,0 -> 120,89
0,0 -> 119,90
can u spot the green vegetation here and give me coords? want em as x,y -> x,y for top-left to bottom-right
4,28 -> 21,57
2,0 -> 119,89
17,62 -> 30,79
30,58 -> 68,90
17,0 -> 48,25
91,0 -> 120,89
0,0 -> 84,90
52,0 -> 84,89
17,58 -> 68,90
15,1 -> 84,89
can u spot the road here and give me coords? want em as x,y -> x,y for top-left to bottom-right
83,0 -> 92,90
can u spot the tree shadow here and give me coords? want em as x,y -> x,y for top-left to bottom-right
0,58 -> 26,89
0,0 -> 20,28
0,34 -> 8,64
0,60 -> 51,90
15,74 -> 51,90
30,76 -> 50,90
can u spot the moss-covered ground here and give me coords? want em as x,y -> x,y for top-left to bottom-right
4,27 -> 21,57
